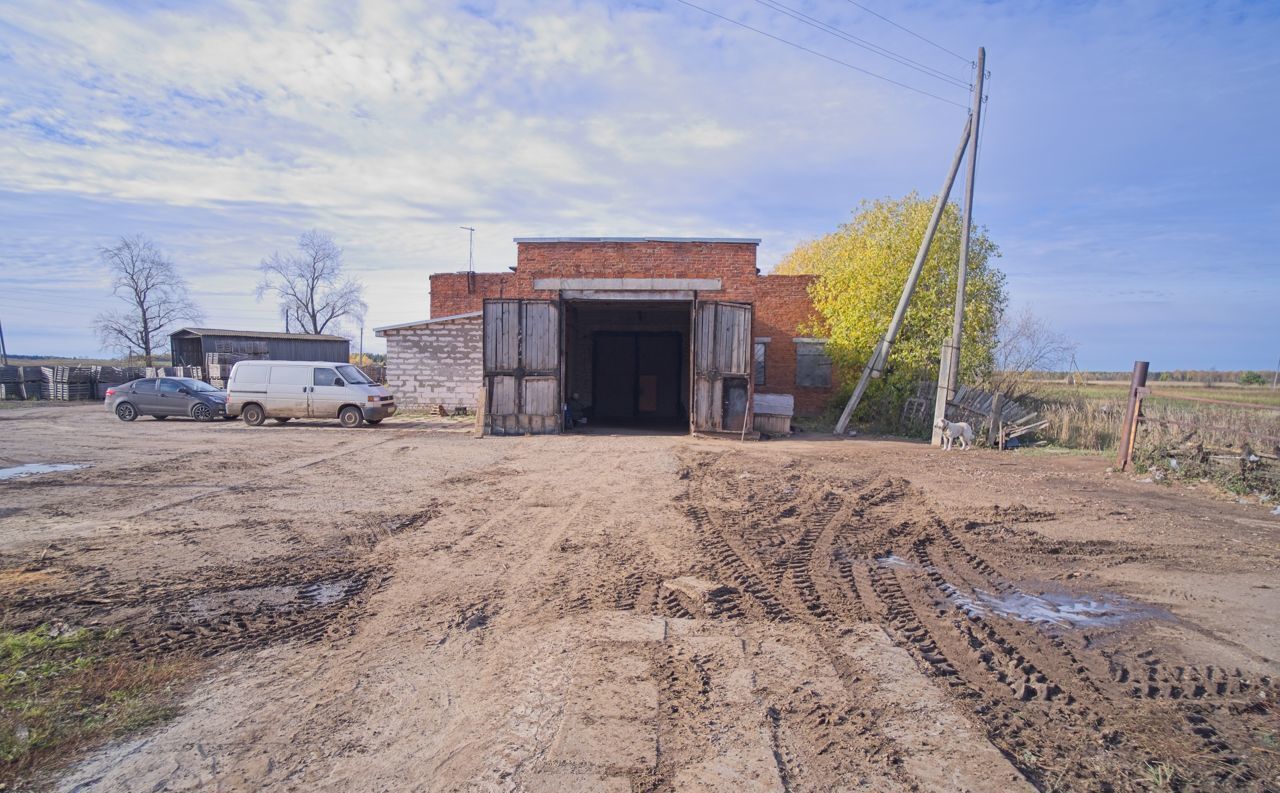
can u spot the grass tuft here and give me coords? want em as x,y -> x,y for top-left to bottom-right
0,623 -> 195,788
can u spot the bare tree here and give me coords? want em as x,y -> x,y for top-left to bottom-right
256,231 -> 366,335
93,235 -> 203,366
985,308 -> 1077,401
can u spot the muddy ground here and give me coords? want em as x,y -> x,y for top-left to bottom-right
0,403 -> 1277,792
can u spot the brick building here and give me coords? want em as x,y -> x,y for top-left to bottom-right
376,237 -> 836,432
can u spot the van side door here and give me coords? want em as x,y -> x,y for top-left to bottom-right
267,366 -> 312,418
310,367 -> 347,419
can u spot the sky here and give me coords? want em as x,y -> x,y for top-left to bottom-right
0,0 -> 1276,370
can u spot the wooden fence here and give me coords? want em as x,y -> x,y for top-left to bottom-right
901,381 -> 1043,447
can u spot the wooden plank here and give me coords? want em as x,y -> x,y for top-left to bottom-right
491,376 -> 518,415
484,301 -> 520,373
754,413 -> 791,435
523,377 -> 558,417
1005,419 -> 1049,440
522,302 -> 559,372
986,392 -> 1003,447
694,303 -> 716,374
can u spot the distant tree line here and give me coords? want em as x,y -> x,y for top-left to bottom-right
1032,369 -> 1275,386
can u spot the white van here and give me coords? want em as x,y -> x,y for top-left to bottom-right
226,361 -> 396,428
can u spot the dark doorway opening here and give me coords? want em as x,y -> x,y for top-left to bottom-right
564,301 -> 691,430
592,332 -> 683,420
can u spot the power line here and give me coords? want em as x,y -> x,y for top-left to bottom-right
751,0 -> 969,90
673,0 -> 969,109
840,0 -> 970,63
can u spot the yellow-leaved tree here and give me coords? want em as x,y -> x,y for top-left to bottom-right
778,193 -> 1006,424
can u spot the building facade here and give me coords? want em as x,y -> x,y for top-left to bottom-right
376,238 -> 836,428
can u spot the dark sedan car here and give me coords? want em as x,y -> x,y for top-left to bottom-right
105,377 -> 228,422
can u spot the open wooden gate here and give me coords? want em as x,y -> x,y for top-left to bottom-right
483,299 -> 561,435
691,301 -> 753,433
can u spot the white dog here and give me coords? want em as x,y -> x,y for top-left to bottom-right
935,418 -> 974,450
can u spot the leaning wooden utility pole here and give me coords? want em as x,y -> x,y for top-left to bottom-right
932,46 -> 986,445
834,47 -> 987,437
832,114 -> 973,436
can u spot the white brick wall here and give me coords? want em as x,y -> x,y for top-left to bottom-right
383,315 -> 483,410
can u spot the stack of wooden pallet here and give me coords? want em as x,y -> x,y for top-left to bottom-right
144,365 -> 203,380
94,366 -> 144,398
205,353 -> 245,388
40,366 -> 95,400
0,366 -> 35,400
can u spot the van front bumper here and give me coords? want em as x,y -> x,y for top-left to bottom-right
362,402 -> 397,421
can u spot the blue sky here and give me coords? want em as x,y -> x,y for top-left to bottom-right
0,0 -> 1276,370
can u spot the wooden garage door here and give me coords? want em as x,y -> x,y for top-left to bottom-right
691,301 -> 753,433
483,299 -> 561,435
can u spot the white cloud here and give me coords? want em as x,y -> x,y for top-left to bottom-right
0,0 -> 1276,367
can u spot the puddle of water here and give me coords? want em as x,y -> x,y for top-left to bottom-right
299,580 -> 354,606
941,583 -> 1152,628
188,575 -> 362,618
875,554 -> 912,569
0,463 -> 88,481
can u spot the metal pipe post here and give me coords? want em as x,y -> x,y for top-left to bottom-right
1116,360 -> 1149,471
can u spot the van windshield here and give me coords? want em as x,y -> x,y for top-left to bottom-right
337,365 -> 374,385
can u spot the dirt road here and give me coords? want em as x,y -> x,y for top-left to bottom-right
1,404 -> 1277,791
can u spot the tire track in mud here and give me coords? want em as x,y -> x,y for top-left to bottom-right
684,492 -> 792,623
681,457 -> 919,788
677,451 -> 1280,792
2,507 -> 443,663
906,515 -> 1277,787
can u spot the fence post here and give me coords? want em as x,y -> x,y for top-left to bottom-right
1117,360 -> 1149,471
986,392 -> 1003,447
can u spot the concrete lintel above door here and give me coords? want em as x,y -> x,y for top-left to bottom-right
559,290 -> 696,301
533,277 -> 722,291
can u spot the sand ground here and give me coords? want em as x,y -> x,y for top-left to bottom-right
1,404 -> 1277,791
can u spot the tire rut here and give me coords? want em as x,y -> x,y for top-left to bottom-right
676,451 -> 1279,792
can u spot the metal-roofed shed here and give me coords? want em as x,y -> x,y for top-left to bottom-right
169,328 -> 350,368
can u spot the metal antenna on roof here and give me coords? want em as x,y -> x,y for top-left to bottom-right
460,227 -> 475,272
461,226 -> 476,294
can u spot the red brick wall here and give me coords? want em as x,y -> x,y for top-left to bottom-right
430,273 -> 518,318
427,241 -> 838,415
753,274 -> 835,415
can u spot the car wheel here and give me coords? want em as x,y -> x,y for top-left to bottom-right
365,418 -> 382,425
191,403 -> 213,422
115,402 -> 137,422
241,403 -> 266,427
339,406 -> 364,428
272,417 -> 291,424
